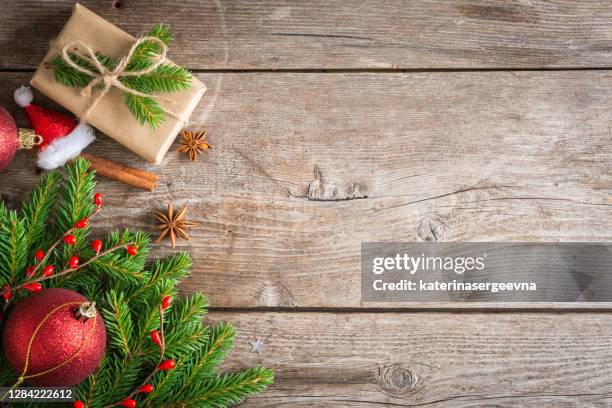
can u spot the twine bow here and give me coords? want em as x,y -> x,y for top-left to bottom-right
60,36 -> 182,123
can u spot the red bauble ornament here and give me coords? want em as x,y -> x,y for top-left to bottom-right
74,401 -> 86,408
34,249 -> 45,262
3,288 -> 106,386
0,106 -> 19,172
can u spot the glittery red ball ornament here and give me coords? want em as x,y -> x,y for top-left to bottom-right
0,106 -> 19,172
3,288 -> 106,386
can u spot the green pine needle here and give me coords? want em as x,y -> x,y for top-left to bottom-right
0,160 -> 274,406
124,93 -> 166,130
52,23 -> 190,129
104,290 -> 136,358
21,170 -> 61,251
122,64 -> 191,93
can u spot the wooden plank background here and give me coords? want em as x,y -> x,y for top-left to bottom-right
4,1 -> 612,69
209,311 -> 612,407
1,1 -> 611,406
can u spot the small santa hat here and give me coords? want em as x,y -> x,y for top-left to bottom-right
14,86 -> 95,170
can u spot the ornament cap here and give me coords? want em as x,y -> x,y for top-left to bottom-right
17,128 -> 43,150
75,302 -> 97,322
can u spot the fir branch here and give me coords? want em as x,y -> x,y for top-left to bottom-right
101,356 -> 145,404
123,93 -> 166,130
0,210 -> 27,283
197,323 -> 236,378
128,253 -> 192,300
51,23 -> 190,129
52,51 -> 116,89
0,242 -> 132,306
102,304 -> 168,408
1,159 -> 275,407
178,366 -> 275,407
126,23 -> 172,70
122,64 -> 191,93
89,230 -> 150,283
170,323 -> 235,403
21,170 -> 61,251
104,291 -> 136,359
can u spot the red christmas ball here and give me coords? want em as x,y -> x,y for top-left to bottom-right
3,288 -> 106,386
0,106 -> 19,172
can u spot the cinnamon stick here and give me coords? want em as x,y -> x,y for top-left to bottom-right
80,152 -> 158,192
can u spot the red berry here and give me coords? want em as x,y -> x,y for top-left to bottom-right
125,245 -> 138,256
94,193 -> 103,207
63,235 -> 77,245
69,255 -> 80,269
42,265 -> 55,277
25,266 -> 35,277
139,384 -> 154,393
23,283 -> 43,292
34,249 -> 45,262
74,401 -> 86,408
92,239 -> 103,255
150,330 -> 163,347
161,295 -> 173,310
159,358 -> 176,371
75,218 -> 89,229
121,398 -> 136,408
3,285 -> 12,301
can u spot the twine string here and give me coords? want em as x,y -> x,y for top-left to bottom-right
60,36 -> 183,123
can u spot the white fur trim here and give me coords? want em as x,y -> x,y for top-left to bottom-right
37,123 -> 96,170
14,86 -> 33,107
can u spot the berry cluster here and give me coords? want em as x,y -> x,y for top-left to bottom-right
74,295 -> 176,408
1,192 -> 138,311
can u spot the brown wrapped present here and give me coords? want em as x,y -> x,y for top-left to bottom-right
31,3 -> 206,164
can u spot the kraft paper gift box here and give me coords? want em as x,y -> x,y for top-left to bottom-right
31,3 -> 206,164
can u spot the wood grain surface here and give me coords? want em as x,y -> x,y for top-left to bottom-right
1,2 -> 612,406
0,71 -> 610,308
210,311 -> 612,407
3,1 -> 612,69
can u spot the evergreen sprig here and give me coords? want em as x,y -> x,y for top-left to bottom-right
52,23 -> 192,129
0,158 -> 274,406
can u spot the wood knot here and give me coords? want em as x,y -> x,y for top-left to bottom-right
378,364 -> 417,395
306,165 -> 369,201
416,215 -> 448,242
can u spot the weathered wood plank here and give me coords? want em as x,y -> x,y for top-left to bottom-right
0,71 -> 610,308
210,311 -> 612,407
4,1 -> 612,69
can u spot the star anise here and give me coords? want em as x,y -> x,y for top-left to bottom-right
177,129 -> 211,162
154,204 -> 197,248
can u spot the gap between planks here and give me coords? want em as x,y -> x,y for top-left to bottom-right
6,67 -> 612,74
